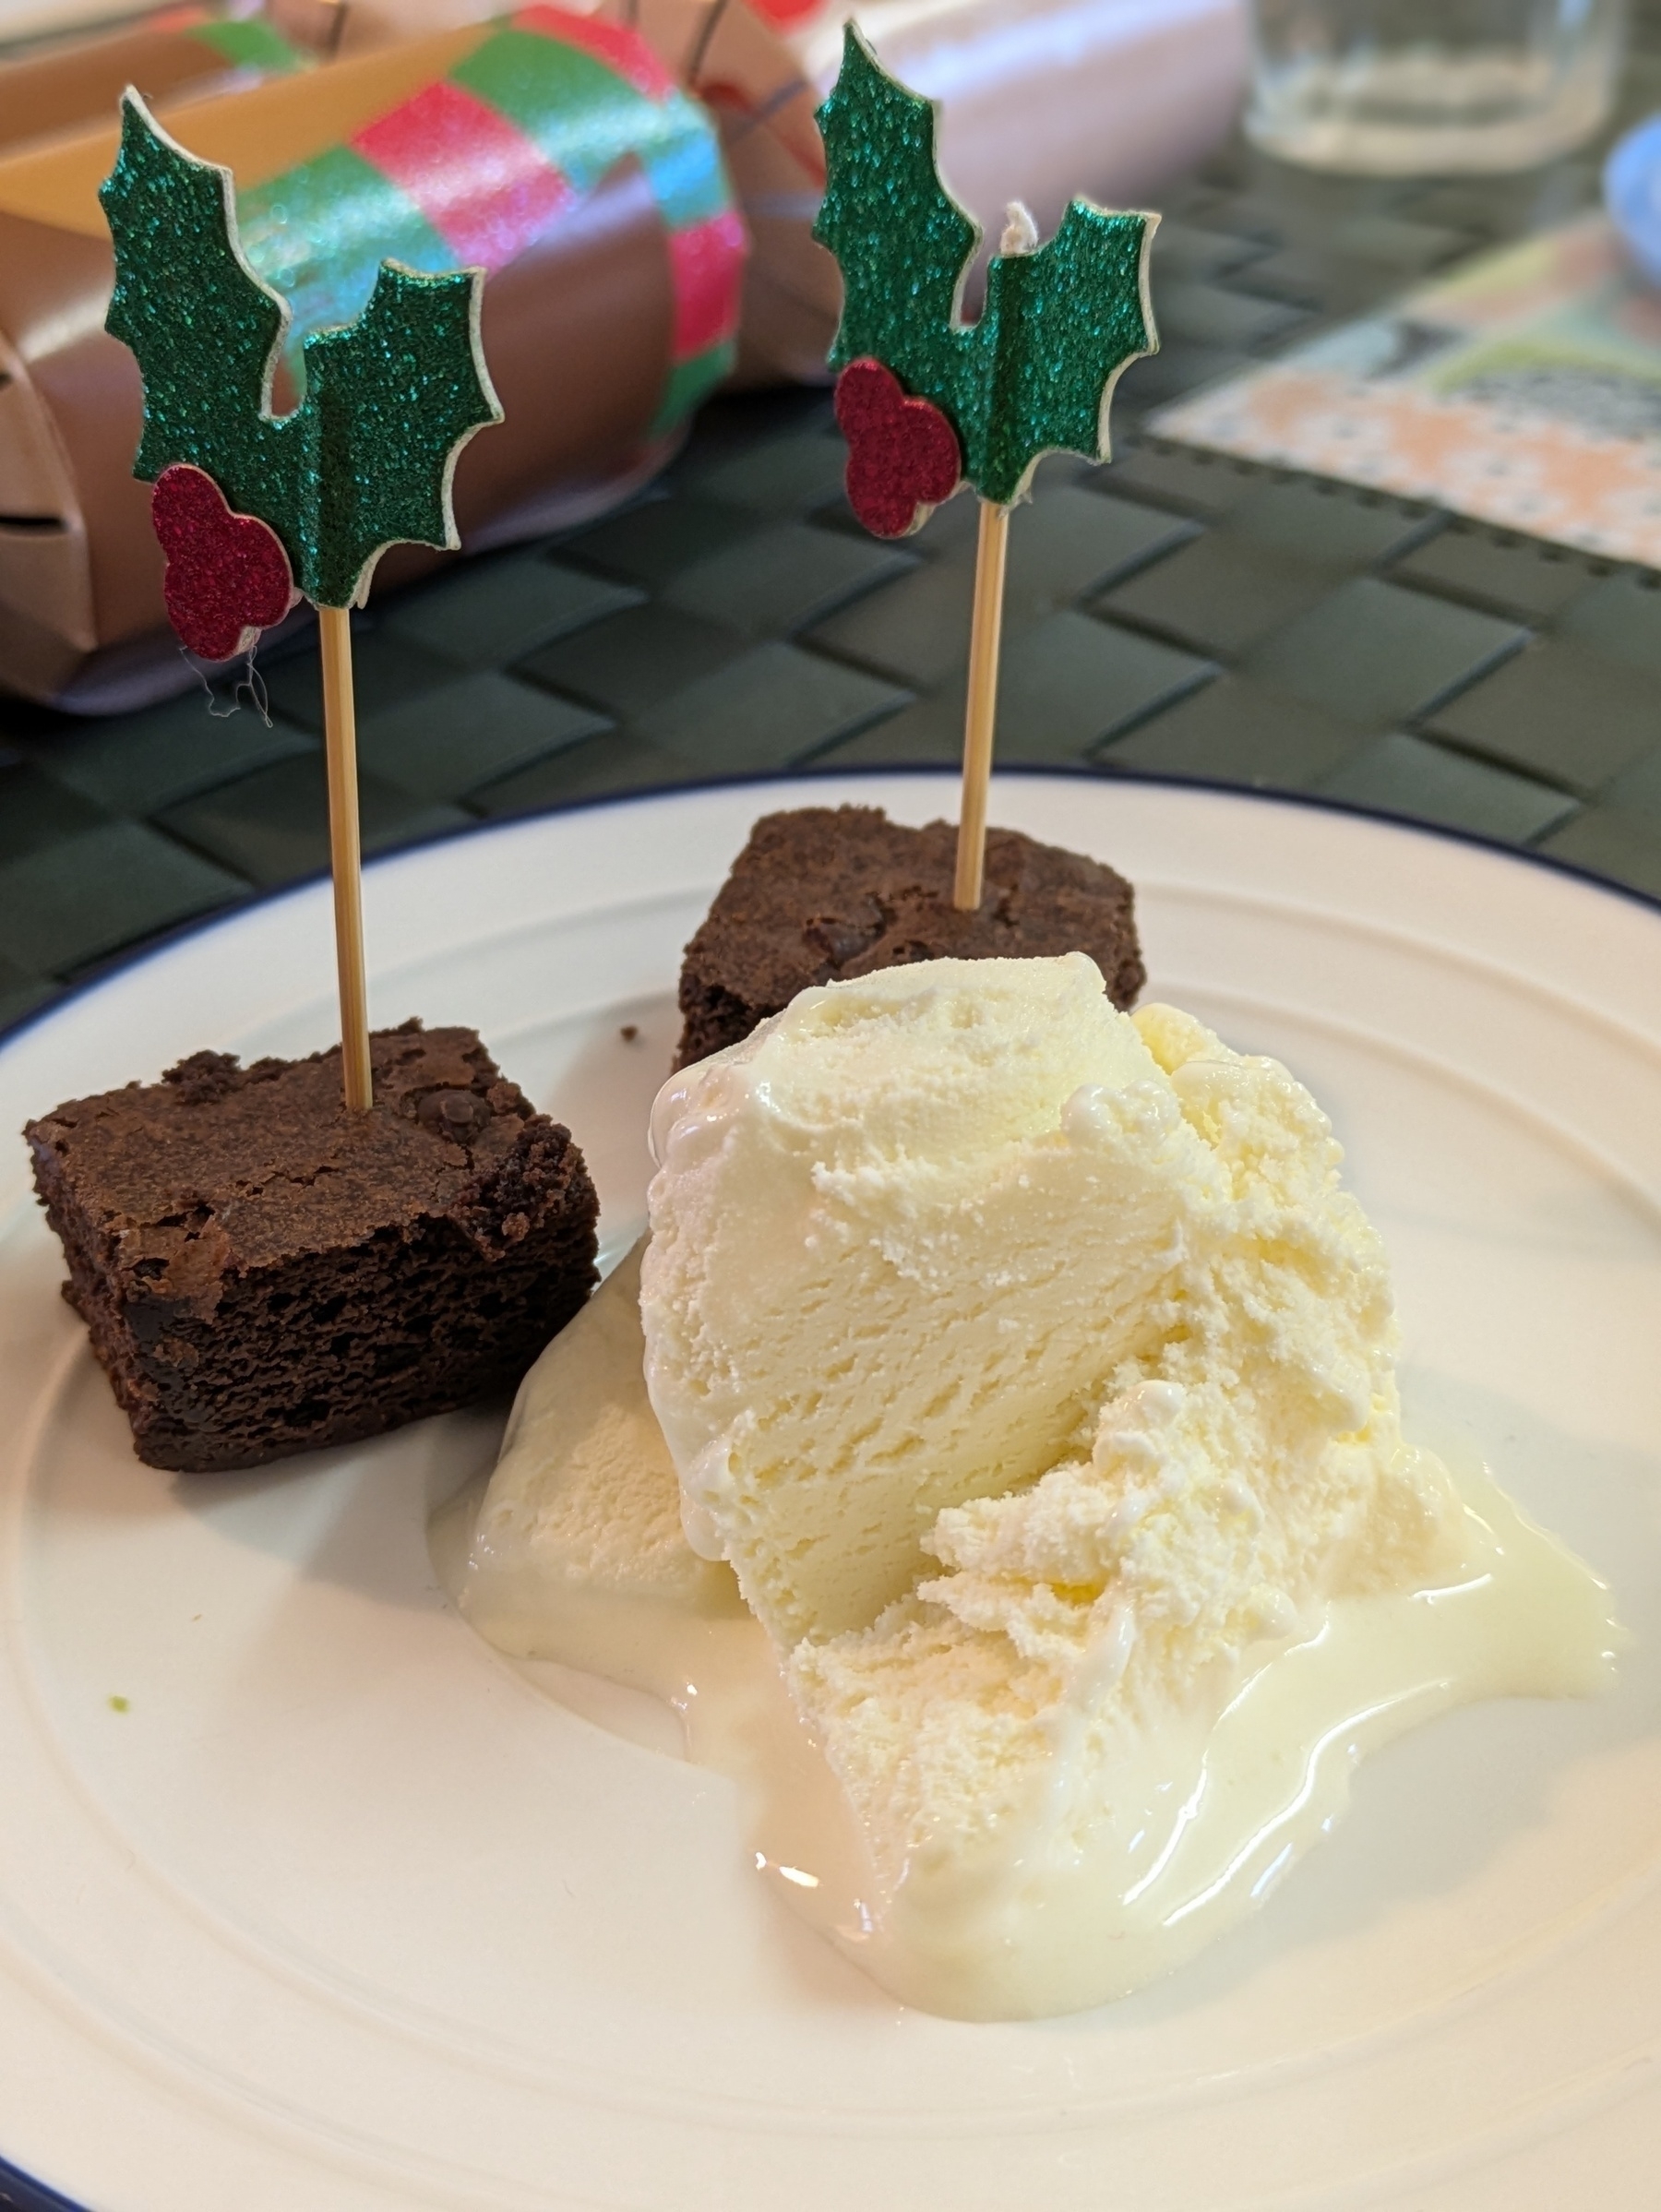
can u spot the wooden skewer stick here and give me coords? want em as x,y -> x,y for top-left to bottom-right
318,604 -> 374,1112
953,497 -> 1010,912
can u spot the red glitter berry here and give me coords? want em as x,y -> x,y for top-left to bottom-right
150,463 -> 297,662
834,358 -> 962,539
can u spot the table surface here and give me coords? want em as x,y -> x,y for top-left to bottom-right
4,15 -> 1661,1038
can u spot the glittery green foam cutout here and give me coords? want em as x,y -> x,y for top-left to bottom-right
102,93 -> 501,609
814,26 -> 1157,508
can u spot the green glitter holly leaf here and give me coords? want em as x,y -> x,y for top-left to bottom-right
814,26 -> 1157,508
101,92 -> 500,609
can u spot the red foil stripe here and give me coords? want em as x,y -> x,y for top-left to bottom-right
352,79 -> 574,270
512,5 -> 677,101
668,209 -> 747,359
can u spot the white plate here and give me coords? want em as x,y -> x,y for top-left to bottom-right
1,771 -> 1659,2212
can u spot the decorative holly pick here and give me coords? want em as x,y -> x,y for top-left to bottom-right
814,28 -> 1158,908
102,91 -> 502,1112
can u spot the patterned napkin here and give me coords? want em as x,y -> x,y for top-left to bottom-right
1153,213 -> 1661,567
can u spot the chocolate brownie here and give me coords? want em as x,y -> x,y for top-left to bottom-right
26,1021 -> 598,1472
675,806 -> 1145,1066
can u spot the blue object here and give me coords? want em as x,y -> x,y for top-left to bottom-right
1604,112 -> 1661,284
0,2152 -> 85,2212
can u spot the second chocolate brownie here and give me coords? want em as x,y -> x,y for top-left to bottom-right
676,806 -> 1145,1067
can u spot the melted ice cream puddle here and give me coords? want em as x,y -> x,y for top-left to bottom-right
434,1255 -> 1619,2022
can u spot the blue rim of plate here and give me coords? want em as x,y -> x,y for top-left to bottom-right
0,2163 -> 83,2211
2,761 -> 1659,2212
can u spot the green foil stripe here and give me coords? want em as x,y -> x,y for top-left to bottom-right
236,146 -> 455,382
649,338 -> 737,437
193,18 -> 305,72
455,29 -> 730,233
815,26 -> 1154,506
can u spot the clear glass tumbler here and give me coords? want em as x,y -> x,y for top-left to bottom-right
1246,0 -> 1629,173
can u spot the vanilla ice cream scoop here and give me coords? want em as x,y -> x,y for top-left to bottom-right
640,954 -> 1451,1664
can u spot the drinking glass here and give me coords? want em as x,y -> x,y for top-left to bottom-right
1247,0 -> 1629,173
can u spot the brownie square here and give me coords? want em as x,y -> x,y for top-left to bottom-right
675,806 -> 1146,1066
26,1021 -> 598,1472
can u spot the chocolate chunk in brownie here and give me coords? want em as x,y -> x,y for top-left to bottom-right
675,806 -> 1145,1066
25,1021 -> 598,1472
